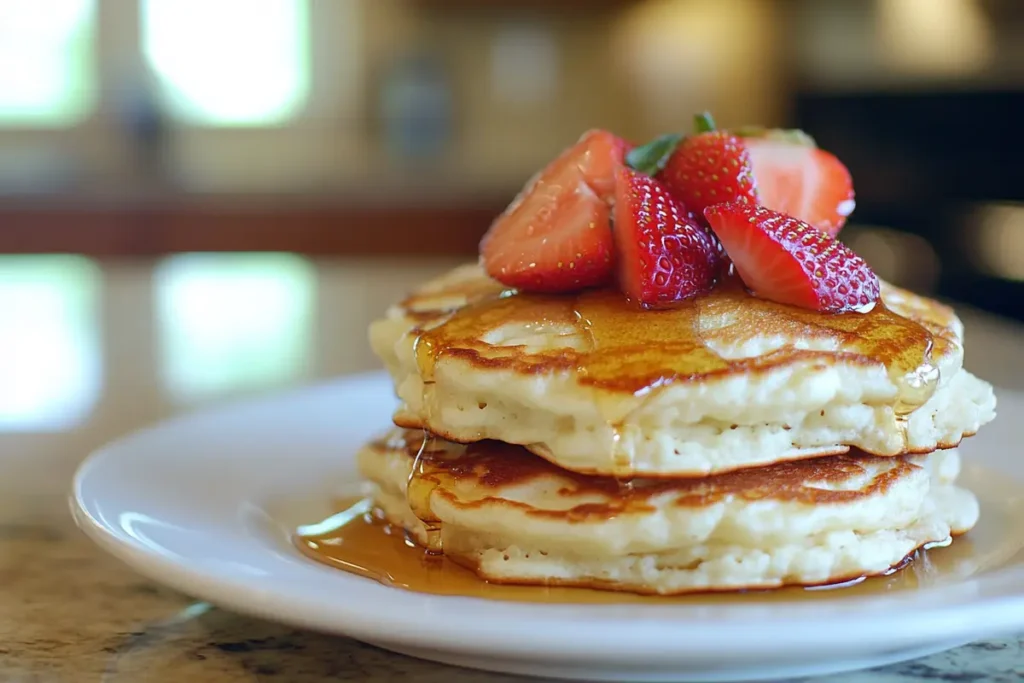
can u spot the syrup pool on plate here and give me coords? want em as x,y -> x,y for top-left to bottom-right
295,465 -> 1024,605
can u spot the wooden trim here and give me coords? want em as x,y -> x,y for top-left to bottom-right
0,195 -> 502,256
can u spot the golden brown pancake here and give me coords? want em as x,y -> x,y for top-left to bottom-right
369,264 -> 995,477
356,429 -> 978,594
391,430 -> 921,516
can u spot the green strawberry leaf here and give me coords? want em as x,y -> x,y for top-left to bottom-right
625,133 -> 683,177
693,111 -> 716,133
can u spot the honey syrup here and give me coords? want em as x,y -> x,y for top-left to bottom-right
295,465 -> 1024,604
413,278 -> 947,400
405,434 -> 444,554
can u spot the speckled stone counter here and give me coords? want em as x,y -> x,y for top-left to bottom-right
0,496 -> 1019,683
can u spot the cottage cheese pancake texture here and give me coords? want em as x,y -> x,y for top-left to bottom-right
357,429 -> 977,595
369,264 -> 996,477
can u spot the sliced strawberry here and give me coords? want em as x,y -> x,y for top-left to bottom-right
656,113 -> 758,217
744,133 -> 855,237
572,129 -> 630,202
703,203 -> 879,313
481,130 -> 627,292
614,167 -> 719,308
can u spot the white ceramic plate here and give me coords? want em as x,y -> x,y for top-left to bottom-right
72,371 -> 1024,682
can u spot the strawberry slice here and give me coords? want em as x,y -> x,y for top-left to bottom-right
570,128 -> 630,202
614,167 -> 720,308
703,203 -> 879,313
743,132 -> 855,237
629,113 -> 757,218
481,130 -> 627,292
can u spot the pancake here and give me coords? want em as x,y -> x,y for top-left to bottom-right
369,264 -> 996,477
356,429 -> 977,595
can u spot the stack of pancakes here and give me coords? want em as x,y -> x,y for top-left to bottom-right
363,264 -> 996,594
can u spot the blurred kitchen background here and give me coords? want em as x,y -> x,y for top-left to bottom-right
2,0 -> 1024,490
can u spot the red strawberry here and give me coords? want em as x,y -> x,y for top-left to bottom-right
658,113 -> 757,217
481,130 -> 628,292
743,132 -> 855,237
614,167 -> 720,308
703,203 -> 879,313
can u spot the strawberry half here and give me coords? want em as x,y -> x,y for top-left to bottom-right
743,131 -> 855,237
631,112 -> 757,218
481,130 -> 628,292
614,167 -> 719,308
703,203 -> 879,313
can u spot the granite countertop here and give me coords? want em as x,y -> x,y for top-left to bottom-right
3,260 -> 1024,682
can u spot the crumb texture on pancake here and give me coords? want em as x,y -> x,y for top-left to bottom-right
357,430 -> 977,594
370,264 -> 996,477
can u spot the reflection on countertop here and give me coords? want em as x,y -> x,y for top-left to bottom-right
0,254 -> 465,496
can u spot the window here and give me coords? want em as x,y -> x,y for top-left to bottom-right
0,0 -> 95,126
0,256 -> 102,431
141,0 -> 310,126
154,253 -> 316,402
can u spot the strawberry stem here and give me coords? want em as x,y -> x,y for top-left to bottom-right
625,133 -> 683,177
694,111 -> 716,133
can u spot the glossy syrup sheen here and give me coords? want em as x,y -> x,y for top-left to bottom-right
410,278 -> 951,414
296,467 -> 1024,604
407,434 -> 444,553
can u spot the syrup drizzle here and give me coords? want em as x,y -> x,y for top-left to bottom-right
406,429 -> 443,554
894,337 -> 940,417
